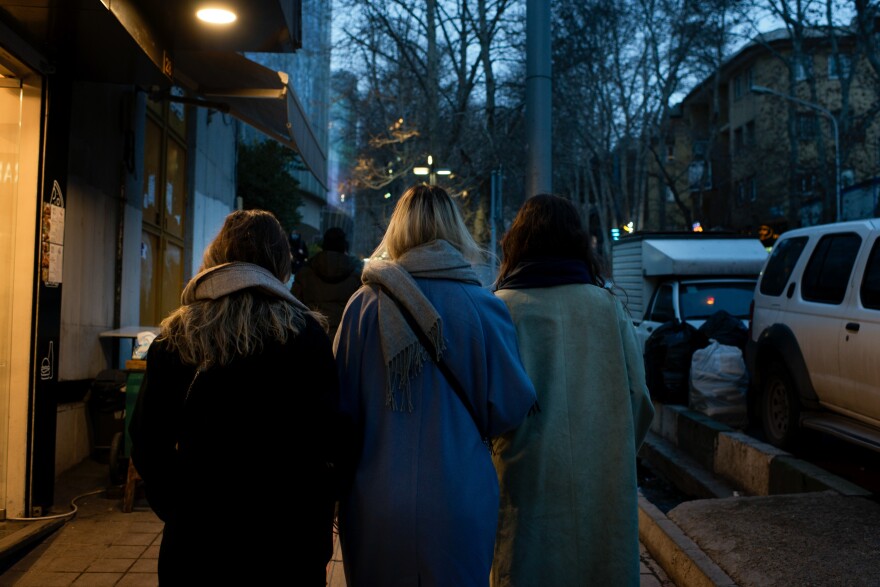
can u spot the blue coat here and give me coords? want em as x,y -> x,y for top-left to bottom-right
334,278 -> 537,586
492,284 -> 655,587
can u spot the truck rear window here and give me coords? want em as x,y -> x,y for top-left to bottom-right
679,282 -> 756,320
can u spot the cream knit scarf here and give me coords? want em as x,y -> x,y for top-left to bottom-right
362,240 -> 481,411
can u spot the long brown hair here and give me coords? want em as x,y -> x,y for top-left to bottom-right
497,194 -> 605,286
159,209 -> 322,366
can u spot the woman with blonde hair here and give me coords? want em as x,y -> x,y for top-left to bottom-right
130,209 -> 347,586
334,183 -> 537,585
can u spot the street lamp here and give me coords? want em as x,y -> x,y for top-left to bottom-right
750,84 -> 841,222
413,155 -> 451,185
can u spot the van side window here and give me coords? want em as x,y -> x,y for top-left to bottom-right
861,237 -> 880,310
648,283 -> 675,323
760,236 -> 808,296
801,233 -> 862,304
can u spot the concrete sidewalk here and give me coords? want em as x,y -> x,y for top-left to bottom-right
10,400 -> 873,586
1,457 -> 676,586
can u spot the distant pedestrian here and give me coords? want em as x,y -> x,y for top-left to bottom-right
333,183 -> 538,586
292,227 -> 363,339
129,209 -> 348,586
290,229 -> 310,273
491,194 -> 655,587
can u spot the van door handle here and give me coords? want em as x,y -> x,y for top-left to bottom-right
846,322 -> 860,332
786,283 -> 795,298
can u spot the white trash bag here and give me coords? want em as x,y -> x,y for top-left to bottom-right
688,339 -> 749,428
132,331 -> 157,360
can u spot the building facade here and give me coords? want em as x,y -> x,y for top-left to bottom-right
0,0 -> 327,517
649,27 -> 880,235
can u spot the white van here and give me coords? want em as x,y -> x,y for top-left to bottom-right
746,218 -> 880,452
611,233 -> 768,351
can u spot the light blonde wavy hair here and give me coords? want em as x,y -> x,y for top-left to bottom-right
372,183 -> 484,262
159,209 -> 325,367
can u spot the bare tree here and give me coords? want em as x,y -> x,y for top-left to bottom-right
551,0 -> 740,261
333,0 -> 526,252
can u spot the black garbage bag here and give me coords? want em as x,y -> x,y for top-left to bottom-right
698,309 -> 748,351
644,320 -> 709,404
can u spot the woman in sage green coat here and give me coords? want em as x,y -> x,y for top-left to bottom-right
491,194 -> 655,587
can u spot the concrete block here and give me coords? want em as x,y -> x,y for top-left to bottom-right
715,431 -> 780,496
651,401 -> 681,443
675,408 -> 729,470
769,455 -> 873,496
641,431 -> 736,499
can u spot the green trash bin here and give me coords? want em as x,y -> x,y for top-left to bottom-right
107,362 -> 145,485
124,367 -> 145,459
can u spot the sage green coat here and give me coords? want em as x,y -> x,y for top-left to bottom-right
492,284 -> 655,587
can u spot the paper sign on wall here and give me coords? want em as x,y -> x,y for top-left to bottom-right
40,180 -> 65,286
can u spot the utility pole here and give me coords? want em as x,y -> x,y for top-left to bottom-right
526,0 -> 552,197
490,168 -> 502,279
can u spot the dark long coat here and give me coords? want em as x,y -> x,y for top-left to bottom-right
130,315 -> 342,586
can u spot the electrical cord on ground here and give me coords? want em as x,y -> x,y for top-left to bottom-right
5,488 -> 106,522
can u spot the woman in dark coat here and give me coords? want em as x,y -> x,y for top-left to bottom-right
129,209 -> 346,586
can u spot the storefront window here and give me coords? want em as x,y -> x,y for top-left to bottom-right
140,92 -> 187,326
0,80 -> 22,501
0,67 -> 41,512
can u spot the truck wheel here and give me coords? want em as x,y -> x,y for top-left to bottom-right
760,362 -> 800,449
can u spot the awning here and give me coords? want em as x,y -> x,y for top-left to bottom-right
0,0 -> 326,189
174,51 -> 327,191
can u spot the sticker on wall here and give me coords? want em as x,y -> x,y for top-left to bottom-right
40,340 -> 54,380
41,180 -> 65,286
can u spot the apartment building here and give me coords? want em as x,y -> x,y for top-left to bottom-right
649,26 -> 880,235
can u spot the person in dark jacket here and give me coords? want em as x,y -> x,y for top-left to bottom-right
292,227 -> 363,339
129,209 -> 350,586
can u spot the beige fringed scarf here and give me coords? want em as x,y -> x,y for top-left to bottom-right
362,240 -> 481,411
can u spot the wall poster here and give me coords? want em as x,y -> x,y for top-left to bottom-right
40,180 -> 65,286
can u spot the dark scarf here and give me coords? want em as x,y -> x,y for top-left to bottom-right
495,257 -> 594,291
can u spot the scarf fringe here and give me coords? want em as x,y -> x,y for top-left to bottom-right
386,342 -> 428,412
384,312 -> 446,412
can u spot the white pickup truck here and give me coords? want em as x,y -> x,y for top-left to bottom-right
610,233 -> 769,351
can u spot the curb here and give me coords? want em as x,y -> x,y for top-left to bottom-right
638,495 -> 737,587
0,518 -> 65,565
650,402 -> 871,497
638,401 -> 874,585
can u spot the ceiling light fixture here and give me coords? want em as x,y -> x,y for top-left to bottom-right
196,7 -> 237,25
